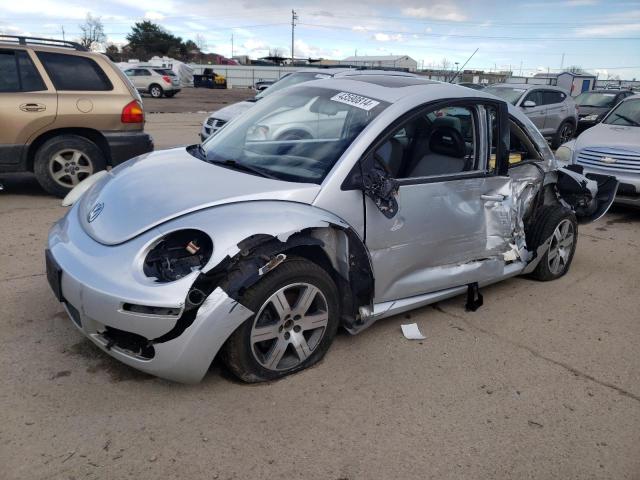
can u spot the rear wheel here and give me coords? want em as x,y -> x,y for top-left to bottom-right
223,258 -> 339,382
149,84 -> 163,98
526,205 -> 578,281
552,120 -> 575,149
33,135 -> 106,197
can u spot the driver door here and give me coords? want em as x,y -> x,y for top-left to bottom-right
363,100 -> 513,302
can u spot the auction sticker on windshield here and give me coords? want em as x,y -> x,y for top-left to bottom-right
331,92 -> 380,111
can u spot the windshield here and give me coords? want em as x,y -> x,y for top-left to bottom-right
255,72 -> 333,99
575,92 -> 617,108
603,99 -> 640,126
198,86 -> 388,183
484,86 -> 527,105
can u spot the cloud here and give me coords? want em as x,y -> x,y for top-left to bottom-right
184,21 -> 207,31
402,4 -> 467,21
372,32 -> 404,42
564,0 -> 597,5
144,11 -> 165,20
575,22 -> 640,36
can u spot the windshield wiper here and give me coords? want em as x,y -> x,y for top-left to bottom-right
209,158 -> 278,179
613,113 -> 640,126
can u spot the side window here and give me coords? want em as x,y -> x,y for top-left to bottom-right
124,69 -> 134,77
374,105 -> 477,179
487,109 -> 541,169
16,51 -> 46,91
524,91 -> 542,106
541,91 -> 564,105
36,52 -> 113,91
0,51 -> 20,92
141,69 -> 152,76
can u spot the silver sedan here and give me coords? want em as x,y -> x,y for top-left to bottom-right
47,76 -> 617,383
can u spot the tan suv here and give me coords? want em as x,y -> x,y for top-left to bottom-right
0,36 -> 153,197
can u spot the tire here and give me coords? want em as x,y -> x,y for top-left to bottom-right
526,205 -> 578,281
551,120 -> 575,149
222,257 -> 340,383
33,135 -> 106,198
149,84 -> 163,98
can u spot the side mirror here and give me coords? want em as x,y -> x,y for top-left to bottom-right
523,100 -> 536,108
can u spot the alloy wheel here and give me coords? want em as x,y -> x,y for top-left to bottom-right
547,219 -> 575,275
560,123 -> 574,144
250,282 -> 329,371
48,149 -> 94,188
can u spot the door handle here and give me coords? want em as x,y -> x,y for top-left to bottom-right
481,194 -> 506,202
19,103 -> 46,112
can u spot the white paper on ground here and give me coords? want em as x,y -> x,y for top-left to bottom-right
401,323 -> 426,340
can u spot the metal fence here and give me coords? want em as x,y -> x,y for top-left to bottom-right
189,65 -> 304,88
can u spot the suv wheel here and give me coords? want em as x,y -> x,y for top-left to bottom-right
222,257 -> 339,383
552,121 -> 575,149
149,84 -> 163,98
34,135 -> 106,198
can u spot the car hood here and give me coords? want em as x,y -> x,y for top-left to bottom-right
78,148 -> 321,246
208,100 -> 255,122
578,105 -> 609,117
575,123 -> 640,151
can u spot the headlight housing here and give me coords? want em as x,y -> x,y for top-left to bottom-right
582,114 -> 599,121
143,229 -> 213,283
555,145 -> 574,166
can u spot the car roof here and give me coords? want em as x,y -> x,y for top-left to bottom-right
623,94 -> 640,101
588,89 -> 633,94
488,83 -> 566,92
296,75 -> 494,104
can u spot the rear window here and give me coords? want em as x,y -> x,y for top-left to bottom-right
0,50 -> 46,92
153,68 -> 175,76
36,52 -> 113,91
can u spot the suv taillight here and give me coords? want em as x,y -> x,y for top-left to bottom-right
121,100 -> 144,123
162,75 -> 172,84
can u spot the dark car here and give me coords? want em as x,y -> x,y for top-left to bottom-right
575,89 -> 635,134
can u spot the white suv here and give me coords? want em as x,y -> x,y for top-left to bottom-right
124,67 -> 181,98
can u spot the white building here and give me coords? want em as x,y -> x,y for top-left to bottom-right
340,55 -> 418,72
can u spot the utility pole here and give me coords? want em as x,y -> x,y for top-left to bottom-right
291,9 -> 298,65
560,52 -> 565,70
61,25 -> 65,41
231,33 -> 234,58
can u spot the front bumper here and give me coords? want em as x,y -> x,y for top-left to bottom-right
575,161 -> 640,206
103,131 -> 154,167
46,208 -> 253,383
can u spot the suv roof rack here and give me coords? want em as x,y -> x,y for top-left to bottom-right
0,35 -> 88,51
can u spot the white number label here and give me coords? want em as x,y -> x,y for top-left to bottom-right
330,92 -> 380,111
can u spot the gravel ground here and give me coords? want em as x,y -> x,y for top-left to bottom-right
0,113 -> 639,480
141,86 -> 255,114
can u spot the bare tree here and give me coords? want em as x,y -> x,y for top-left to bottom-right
194,34 -> 207,53
567,65 -> 584,74
269,47 -> 285,58
79,13 -> 106,50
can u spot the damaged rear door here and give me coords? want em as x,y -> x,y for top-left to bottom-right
360,99 -> 514,302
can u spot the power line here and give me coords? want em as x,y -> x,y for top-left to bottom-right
298,22 -> 640,40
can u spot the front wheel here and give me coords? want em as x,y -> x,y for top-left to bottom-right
526,205 -> 578,281
222,258 -> 339,382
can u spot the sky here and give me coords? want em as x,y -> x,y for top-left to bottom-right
1,0 -> 639,79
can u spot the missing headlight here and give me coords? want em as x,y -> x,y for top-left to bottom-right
143,229 -> 213,283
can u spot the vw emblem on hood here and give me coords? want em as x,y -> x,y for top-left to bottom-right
602,156 -> 617,164
87,202 -> 104,223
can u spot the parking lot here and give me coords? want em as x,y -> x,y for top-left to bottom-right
1,91 -> 639,479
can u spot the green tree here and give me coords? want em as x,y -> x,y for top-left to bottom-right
126,21 -> 184,59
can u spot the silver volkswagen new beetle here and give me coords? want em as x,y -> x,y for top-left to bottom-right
46,75 -> 618,383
